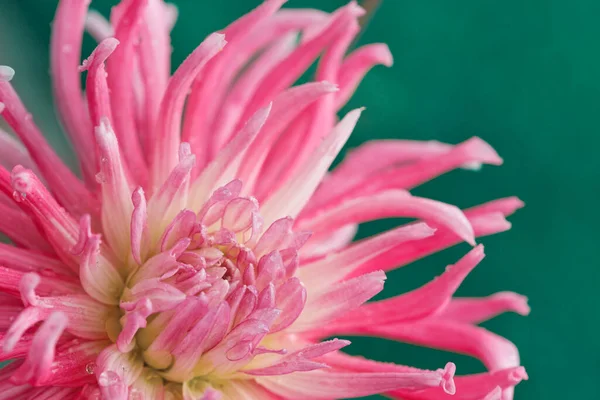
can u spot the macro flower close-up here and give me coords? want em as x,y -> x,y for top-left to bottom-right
0,0 -> 533,399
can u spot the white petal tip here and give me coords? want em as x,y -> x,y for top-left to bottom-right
0,66 -> 15,82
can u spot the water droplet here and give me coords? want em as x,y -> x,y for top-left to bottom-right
62,44 -> 72,54
85,362 -> 96,374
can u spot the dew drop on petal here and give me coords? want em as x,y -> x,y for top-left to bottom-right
85,362 -> 96,375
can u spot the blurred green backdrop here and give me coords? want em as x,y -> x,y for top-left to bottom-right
1,0 -> 598,398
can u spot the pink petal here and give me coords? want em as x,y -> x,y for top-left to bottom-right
137,0 -> 172,158
81,37 -> 118,131
130,187 -> 150,264
257,366 -> 455,399
10,311 -> 68,386
367,320 -> 521,372
279,13 -> 359,187
437,292 -> 531,324
105,0 -> 149,187
50,0 -> 96,186
151,33 -> 226,189
336,43 -> 394,109
392,367 -> 528,400
10,167 -> 81,269
270,277 -> 307,332
300,189 -> 475,245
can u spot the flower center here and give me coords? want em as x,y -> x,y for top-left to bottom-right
100,186 -> 305,386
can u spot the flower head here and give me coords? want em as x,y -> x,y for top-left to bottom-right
0,0 -> 528,399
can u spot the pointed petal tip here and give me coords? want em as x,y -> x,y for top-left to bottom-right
509,196 -> 526,211
510,366 -> 529,382
318,80 -> 340,92
466,137 -> 504,166
0,66 -> 15,82
381,44 -> 394,67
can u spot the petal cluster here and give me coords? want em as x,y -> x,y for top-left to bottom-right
0,0 -> 528,399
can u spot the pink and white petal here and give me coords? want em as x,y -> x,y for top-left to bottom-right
300,223 -> 357,260
436,292 -> 531,324
148,146 -> 196,240
243,339 -> 350,376
10,167 -> 81,269
257,367 -> 455,399
260,108 -> 363,227
348,211 -> 516,278
95,118 -> 135,261
39,339 -> 107,387
290,270 -> 386,332
76,215 -> 124,305
365,320 -> 521,372
131,187 -> 150,264
391,367 -> 528,400
298,190 -> 475,246
10,311 -> 68,386
188,105 -> 271,208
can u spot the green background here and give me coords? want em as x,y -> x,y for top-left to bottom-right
1,0 -> 597,398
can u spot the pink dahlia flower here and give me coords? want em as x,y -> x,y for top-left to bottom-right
0,0 -> 529,399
